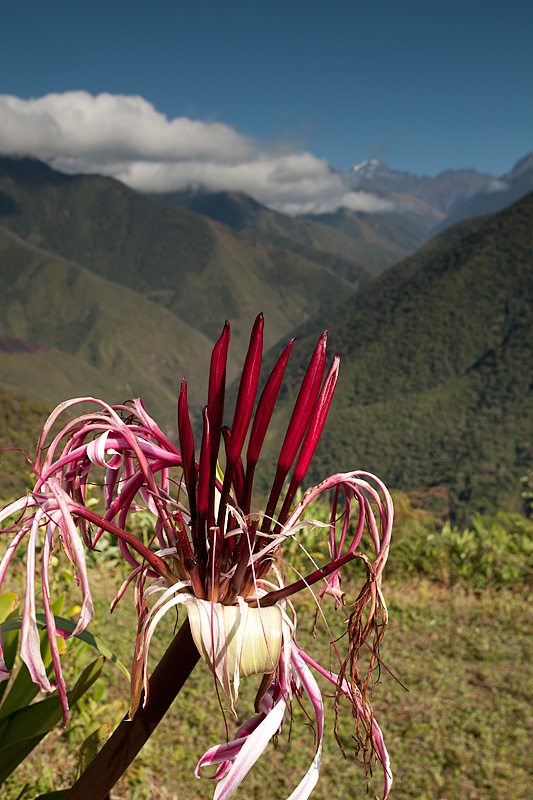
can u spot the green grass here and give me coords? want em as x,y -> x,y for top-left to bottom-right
1,490 -> 532,799
1,564 -> 532,800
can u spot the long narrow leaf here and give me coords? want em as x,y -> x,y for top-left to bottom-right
0,658 -> 104,782
1,615 -> 130,681
0,596 -> 64,721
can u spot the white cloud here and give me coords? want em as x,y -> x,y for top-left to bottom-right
485,178 -> 510,194
0,91 -> 396,215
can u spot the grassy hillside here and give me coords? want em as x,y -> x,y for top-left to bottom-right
3,564 -> 532,800
307,205 -> 434,270
154,188 -> 376,277
155,186 -> 431,274
0,226 -> 214,433
0,157 -> 355,359
257,193 -> 533,519
0,387 -> 52,499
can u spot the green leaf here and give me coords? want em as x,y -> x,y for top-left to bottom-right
0,640 -> 17,707
2,614 -> 130,681
0,594 -> 20,705
0,658 -> 104,783
77,723 -> 110,776
0,593 -> 18,624
0,623 -> 57,720
50,593 -> 66,618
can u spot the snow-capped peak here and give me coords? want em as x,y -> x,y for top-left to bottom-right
351,159 -> 383,177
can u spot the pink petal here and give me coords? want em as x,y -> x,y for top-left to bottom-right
213,697 -> 286,800
286,646 -> 324,800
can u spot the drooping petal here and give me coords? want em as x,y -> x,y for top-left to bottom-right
20,507 -> 52,692
286,646 -> 324,800
48,482 -> 94,637
86,430 -> 123,470
42,520 -> 69,724
213,696 -> 287,800
297,648 -> 393,800
135,583 -> 192,707
195,710 -> 267,779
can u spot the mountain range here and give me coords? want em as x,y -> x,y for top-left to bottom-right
351,152 -> 533,232
0,153 -> 531,517
0,156 -> 365,409
150,187 -> 433,274
154,153 -> 533,274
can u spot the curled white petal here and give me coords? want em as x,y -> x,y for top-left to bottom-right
86,430 -> 123,469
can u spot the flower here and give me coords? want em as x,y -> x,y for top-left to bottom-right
0,314 -> 393,800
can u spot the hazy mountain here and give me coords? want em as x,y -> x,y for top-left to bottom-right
3,155 -> 531,518
432,153 -> 533,232
351,154 -> 533,237
152,186 -> 425,275
0,156 -> 356,367
304,205 -> 437,272
258,192 -> 533,519
351,159 -> 494,213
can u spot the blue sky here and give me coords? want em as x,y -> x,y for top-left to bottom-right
1,0 -> 531,210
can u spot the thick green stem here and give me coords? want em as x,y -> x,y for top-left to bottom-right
65,620 -> 200,800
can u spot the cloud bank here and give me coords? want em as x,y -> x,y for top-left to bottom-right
0,92 -> 397,216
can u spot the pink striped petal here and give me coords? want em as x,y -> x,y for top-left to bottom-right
286,646 -> 324,800
213,696 -> 286,800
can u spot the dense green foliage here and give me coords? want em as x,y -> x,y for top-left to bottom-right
260,192 -> 533,519
0,592 -> 105,789
281,491 -> 533,590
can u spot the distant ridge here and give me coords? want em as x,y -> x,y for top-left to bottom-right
0,155 -> 356,367
351,158 -> 494,213
351,154 -> 533,231
432,152 -> 533,232
154,185 -> 430,274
